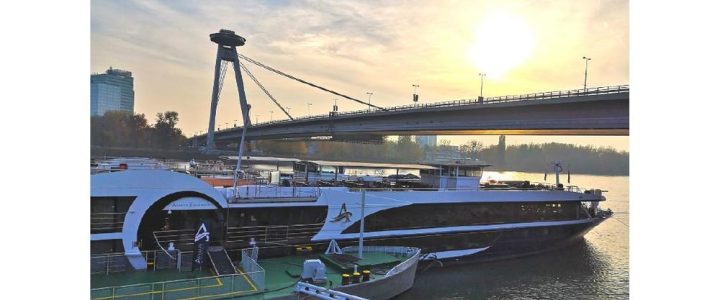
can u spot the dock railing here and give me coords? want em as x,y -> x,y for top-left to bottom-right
241,248 -> 266,291
91,252 -> 133,275
90,271 -> 264,300
91,249 -> 192,275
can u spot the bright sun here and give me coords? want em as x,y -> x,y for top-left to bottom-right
467,11 -> 536,78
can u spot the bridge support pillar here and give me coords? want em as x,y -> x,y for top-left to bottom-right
206,29 -> 251,152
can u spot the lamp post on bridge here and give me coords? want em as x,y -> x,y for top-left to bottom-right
255,114 -> 259,124
366,92 -> 373,110
412,84 -> 419,105
582,56 -> 591,91
478,73 -> 486,102
307,102 -> 312,115
270,110 -> 274,121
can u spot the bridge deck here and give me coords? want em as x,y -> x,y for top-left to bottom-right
196,85 -> 629,146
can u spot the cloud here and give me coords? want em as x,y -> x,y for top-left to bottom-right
92,0 -> 628,144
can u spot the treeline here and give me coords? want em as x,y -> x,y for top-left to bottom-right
465,142 -> 629,175
91,111 -> 187,150
252,138 -> 629,176
89,112 -> 628,175
253,136 -> 424,163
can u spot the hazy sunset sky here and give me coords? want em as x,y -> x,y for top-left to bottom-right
91,0 -> 628,151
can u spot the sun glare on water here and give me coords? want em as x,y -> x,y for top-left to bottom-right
467,10 -> 536,78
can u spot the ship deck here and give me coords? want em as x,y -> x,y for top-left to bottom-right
90,251 -> 410,300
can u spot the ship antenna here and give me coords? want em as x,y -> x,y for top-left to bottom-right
358,189 -> 366,259
553,161 -> 563,187
567,163 -> 571,183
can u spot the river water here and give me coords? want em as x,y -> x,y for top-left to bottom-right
396,172 -> 630,300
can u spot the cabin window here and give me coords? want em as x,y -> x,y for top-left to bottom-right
91,197 -> 135,234
224,206 -> 328,249
293,163 -> 305,172
91,239 -> 124,255
227,206 -> 328,227
363,231 -> 498,253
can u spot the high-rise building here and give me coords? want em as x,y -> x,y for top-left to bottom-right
414,135 -> 437,148
91,67 -> 134,116
498,135 -> 506,168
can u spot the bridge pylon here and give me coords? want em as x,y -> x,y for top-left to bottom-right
206,29 -> 251,151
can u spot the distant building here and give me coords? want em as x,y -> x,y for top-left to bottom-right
91,67 -> 134,116
498,135 -> 506,168
414,135 -> 437,148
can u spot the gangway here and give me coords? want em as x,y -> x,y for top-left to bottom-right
207,246 -> 237,275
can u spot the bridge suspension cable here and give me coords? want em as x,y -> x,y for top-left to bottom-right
238,60 -> 294,120
237,53 -> 386,111
217,61 -> 229,98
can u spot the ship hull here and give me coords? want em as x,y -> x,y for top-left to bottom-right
334,217 -> 607,263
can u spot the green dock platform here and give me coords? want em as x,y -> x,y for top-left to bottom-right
90,251 -> 409,299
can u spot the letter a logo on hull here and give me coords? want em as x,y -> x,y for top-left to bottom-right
331,203 -> 352,223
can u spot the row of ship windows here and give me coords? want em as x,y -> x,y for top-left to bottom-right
342,202 -> 584,233
90,198 -> 584,236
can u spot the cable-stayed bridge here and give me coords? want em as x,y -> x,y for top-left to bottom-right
195,30 -> 628,149
195,85 -> 628,147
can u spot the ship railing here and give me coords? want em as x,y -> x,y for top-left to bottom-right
565,185 -> 584,193
348,186 -> 576,192
555,184 -> 602,194
345,185 -> 598,193
347,187 -> 482,192
153,229 -> 196,250
249,85 -> 628,126
144,159 -> 190,172
482,182 -> 597,193
295,282 -> 368,300
225,223 -> 325,245
346,186 -> 567,192
230,185 -> 321,202
90,271 -> 265,300
90,212 -> 127,232
341,246 -> 421,276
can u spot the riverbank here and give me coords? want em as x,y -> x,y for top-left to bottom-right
91,146 -> 628,176
91,145 -> 229,161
